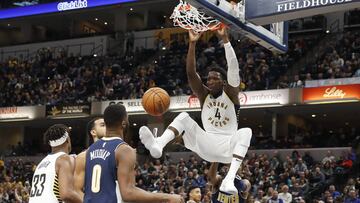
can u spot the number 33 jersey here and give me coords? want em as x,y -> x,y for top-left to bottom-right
201,91 -> 239,135
29,152 -> 66,203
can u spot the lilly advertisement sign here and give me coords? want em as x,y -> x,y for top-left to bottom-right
303,84 -> 360,103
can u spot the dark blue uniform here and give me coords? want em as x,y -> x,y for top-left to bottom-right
84,137 -> 125,203
212,176 -> 247,203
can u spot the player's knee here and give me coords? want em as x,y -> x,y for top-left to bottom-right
169,112 -> 189,133
239,127 -> 252,139
235,127 -> 252,146
176,112 -> 189,121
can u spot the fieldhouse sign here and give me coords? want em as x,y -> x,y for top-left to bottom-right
303,84 -> 360,103
245,0 -> 360,25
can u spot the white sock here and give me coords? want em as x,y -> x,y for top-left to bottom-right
224,157 -> 243,182
156,129 -> 175,149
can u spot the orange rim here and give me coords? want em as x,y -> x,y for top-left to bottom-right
178,3 -> 191,11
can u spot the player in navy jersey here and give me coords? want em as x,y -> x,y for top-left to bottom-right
208,162 -> 251,203
83,104 -> 184,203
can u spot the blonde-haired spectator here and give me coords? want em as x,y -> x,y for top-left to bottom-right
278,185 -> 292,203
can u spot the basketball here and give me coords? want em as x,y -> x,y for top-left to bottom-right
142,87 -> 170,116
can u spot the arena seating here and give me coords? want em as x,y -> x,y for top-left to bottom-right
1,151 -> 358,202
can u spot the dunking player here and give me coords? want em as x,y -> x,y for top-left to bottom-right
209,162 -> 251,203
83,104 -> 184,203
74,117 -> 105,198
29,124 -> 82,203
139,27 -> 252,194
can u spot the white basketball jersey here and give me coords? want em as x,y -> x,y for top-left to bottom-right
29,152 -> 66,203
201,91 -> 238,135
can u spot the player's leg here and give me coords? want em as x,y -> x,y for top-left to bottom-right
139,112 -> 193,158
219,127 -> 252,194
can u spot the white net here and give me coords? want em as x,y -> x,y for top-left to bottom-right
170,0 -> 221,33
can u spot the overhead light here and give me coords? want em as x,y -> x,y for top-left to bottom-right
162,46 -> 166,50
311,114 -> 316,118
93,54 -> 97,57
326,30 -> 330,34
104,22 -> 108,25
133,123 -> 137,126
95,18 -> 98,21
130,8 -> 133,11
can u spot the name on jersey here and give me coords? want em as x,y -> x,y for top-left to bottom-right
206,101 -> 230,127
217,192 -> 239,203
38,161 -> 50,169
90,149 -> 111,161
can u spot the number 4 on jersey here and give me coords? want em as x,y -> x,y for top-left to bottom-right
215,108 -> 221,119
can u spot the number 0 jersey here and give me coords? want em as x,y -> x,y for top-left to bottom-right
84,137 -> 126,203
29,152 -> 66,203
201,91 -> 239,135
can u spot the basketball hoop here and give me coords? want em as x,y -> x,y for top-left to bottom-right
170,0 -> 222,33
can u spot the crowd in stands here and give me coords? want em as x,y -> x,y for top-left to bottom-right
0,149 -> 359,203
0,30 -> 322,107
1,27 -> 360,107
0,158 -> 35,203
0,47 -> 156,106
251,127 -> 359,150
281,29 -> 360,89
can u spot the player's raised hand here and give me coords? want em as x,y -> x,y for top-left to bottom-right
216,25 -> 229,43
189,30 -> 202,43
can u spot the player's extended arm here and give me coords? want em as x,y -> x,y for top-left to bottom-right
217,28 -> 241,104
116,144 -> 182,203
74,151 -> 86,199
57,155 -> 83,203
187,30 -> 208,104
